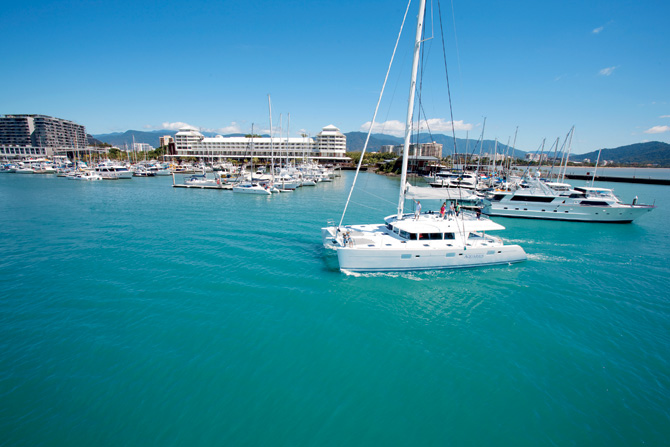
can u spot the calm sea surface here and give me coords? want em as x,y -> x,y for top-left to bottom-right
1,172 -> 669,446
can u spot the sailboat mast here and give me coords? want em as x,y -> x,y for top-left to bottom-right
591,148 -> 602,186
397,0 -> 427,219
268,95 -> 274,172
559,126 -> 575,183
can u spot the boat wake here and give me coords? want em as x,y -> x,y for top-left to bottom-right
506,238 -> 577,248
527,253 -> 572,263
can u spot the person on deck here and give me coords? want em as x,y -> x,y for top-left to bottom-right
414,200 -> 422,220
440,202 -> 446,219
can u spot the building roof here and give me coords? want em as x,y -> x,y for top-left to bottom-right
175,127 -> 203,137
318,125 -> 344,137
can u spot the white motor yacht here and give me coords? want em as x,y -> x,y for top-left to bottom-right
14,163 -> 35,174
69,170 -> 103,181
95,162 -> 133,179
427,171 -> 477,189
232,182 -> 272,195
483,178 -> 654,222
184,173 -> 219,186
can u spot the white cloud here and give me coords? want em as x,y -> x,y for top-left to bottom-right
644,125 -> 670,134
160,121 -> 195,130
661,115 -> 670,118
144,121 -> 244,134
592,26 -> 604,34
598,66 -> 618,76
360,118 -> 473,137
215,122 -> 242,134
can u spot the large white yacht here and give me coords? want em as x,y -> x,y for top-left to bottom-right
482,178 -> 654,223
95,162 -> 133,179
426,171 -> 477,189
321,0 -> 526,273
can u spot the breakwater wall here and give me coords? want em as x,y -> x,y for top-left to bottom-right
565,174 -> 670,185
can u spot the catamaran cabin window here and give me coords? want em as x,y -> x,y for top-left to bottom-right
492,194 -> 506,201
386,223 -> 393,231
444,233 -> 455,240
428,233 -> 443,240
399,230 -> 410,239
409,233 -> 417,240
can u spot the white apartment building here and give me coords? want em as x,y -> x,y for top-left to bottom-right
525,153 -> 548,162
173,124 -> 348,163
133,142 -> 154,152
381,142 -> 443,158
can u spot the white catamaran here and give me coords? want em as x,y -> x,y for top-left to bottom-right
321,0 -> 526,273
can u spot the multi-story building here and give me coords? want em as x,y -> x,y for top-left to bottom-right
159,135 -> 173,147
525,153 -> 548,162
0,114 -> 87,158
133,142 -> 154,152
384,142 -> 443,158
173,124 -> 348,163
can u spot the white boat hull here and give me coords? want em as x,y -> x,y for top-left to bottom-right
483,203 -> 654,223
232,184 -> 272,195
334,244 -> 526,272
97,171 -> 133,179
321,212 -> 526,272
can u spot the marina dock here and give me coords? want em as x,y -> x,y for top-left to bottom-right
172,183 -> 232,190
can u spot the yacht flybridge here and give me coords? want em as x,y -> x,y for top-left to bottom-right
321,0 -> 526,272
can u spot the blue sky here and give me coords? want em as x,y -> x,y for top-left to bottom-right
2,0 -> 669,153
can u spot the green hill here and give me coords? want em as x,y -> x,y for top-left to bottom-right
344,132 -> 525,158
571,141 -> 670,166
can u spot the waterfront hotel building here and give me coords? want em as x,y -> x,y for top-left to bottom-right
173,124 -> 348,163
0,114 -> 87,158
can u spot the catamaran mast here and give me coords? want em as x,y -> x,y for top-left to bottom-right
397,0 -> 427,219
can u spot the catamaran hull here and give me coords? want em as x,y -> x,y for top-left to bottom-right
333,244 -> 526,272
483,203 -> 653,223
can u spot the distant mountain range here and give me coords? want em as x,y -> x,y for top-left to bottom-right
92,130 -> 189,148
569,141 -> 670,166
343,131 -> 526,158
91,129 -> 670,165
90,129 -> 260,148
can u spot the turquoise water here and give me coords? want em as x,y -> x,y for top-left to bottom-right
1,172 -> 669,446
